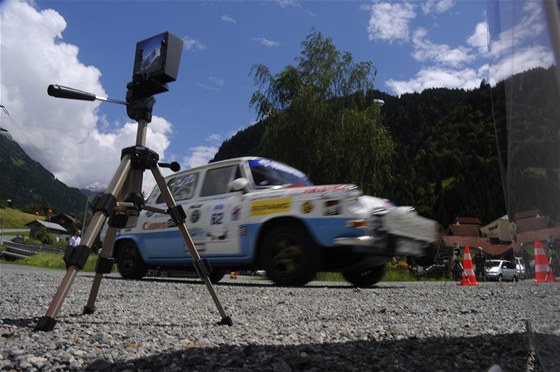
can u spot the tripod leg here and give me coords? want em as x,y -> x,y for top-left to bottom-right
150,165 -> 232,326
83,227 -> 119,314
83,161 -> 137,315
36,157 -> 132,331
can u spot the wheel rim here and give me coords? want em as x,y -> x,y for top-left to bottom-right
270,236 -> 302,274
121,246 -> 137,273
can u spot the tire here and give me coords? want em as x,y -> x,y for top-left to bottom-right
497,274 -> 503,282
342,264 -> 387,288
116,241 -> 148,279
261,223 -> 321,286
208,269 -> 227,284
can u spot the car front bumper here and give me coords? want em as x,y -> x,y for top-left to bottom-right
333,208 -> 438,257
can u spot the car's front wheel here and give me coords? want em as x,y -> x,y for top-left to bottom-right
261,223 -> 321,286
342,264 -> 387,288
116,241 -> 148,279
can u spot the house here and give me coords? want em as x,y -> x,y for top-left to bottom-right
434,216 -> 513,263
511,210 -> 560,254
480,215 -> 513,243
49,213 -> 80,233
26,219 -> 67,241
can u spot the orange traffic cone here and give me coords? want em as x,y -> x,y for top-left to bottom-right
458,246 -> 479,286
534,240 -> 557,283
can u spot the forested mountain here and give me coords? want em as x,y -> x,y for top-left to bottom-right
213,84 -> 502,227
213,63 -> 559,228
0,133 -> 86,215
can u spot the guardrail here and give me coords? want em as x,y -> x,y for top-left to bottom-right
0,241 -> 65,260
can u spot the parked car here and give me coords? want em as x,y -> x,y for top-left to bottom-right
416,262 -> 449,280
485,259 -> 520,282
514,257 -> 526,279
109,157 -> 437,287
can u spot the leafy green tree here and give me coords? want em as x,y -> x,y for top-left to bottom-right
248,30 -> 395,195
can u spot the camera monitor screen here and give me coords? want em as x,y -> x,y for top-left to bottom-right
133,32 -> 182,85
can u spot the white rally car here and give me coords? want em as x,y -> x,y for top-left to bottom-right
111,157 -> 437,287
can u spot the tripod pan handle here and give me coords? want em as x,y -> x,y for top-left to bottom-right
47,85 -> 96,101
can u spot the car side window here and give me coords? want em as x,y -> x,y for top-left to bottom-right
156,173 -> 199,204
200,166 -> 238,197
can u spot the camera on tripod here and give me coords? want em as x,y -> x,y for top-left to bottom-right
128,32 -> 183,99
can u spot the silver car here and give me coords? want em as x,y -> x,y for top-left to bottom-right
485,260 -> 520,282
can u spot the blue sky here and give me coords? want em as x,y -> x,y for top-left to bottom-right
1,0 -> 548,194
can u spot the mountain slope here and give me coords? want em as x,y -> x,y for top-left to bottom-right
0,133 -> 86,215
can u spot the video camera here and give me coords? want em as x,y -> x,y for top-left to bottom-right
127,32 -> 183,99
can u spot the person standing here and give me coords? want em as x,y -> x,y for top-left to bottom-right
69,230 -> 81,247
473,246 -> 487,281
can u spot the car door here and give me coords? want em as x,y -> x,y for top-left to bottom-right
195,164 -> 244,256
138,171 -> 201,260
503,261 -> 517,281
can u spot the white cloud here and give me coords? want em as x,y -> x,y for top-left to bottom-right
422,0 -> 454,15
386,66 -> 486,95
277,0 -> 299,8
467,21 -> 489,56
0,0 -> 173,195
182,145 -> 219,169
182,35 -> 206,51
366,2 -> 416,43
412,27 -> 475,67
196,76 -> 225,91
209,76 -> 225,87
254,37 -> 280,47
221,15 -> 236,23
180,133 -> 224,169
488,1 -> 549,78
489,44 -> 554,85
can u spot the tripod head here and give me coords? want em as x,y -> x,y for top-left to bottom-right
48,31 -> 183,121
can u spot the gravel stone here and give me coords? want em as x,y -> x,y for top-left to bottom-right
1,265 -> 559,371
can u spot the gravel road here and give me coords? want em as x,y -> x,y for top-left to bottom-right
1,264 -> 559,371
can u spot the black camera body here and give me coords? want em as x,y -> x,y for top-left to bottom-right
128,32 -> 183,99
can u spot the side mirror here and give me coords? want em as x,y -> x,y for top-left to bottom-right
230,178 -> 250,193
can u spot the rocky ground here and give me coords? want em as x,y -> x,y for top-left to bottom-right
1,265 -> 559,371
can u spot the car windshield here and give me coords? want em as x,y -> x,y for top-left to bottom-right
249,159 -> 313,187
486,261 -> 501,268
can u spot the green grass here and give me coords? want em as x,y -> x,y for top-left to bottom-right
0,207 -> 42,228
1,252 -> 99,272
317,270 -> 417,282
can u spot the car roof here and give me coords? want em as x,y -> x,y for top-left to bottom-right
163,156 -> 260,180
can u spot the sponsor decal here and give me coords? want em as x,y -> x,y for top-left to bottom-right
142,219 -> 175,231
325,200 -> 342,215
232,206 -> 241,221
304,185 -> 352,194
190,209 -> 201,224
301,200 -> 314,214
250,198 -> 292,216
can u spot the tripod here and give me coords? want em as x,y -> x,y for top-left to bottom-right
36,87 -> 232,331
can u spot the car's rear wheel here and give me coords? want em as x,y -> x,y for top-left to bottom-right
342,264 -> 387,288
116,241 -> 148,279
261,223 -> 321,286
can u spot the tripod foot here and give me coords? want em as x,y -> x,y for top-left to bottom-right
217,316 -> 233,326
35,316 -> 57,332
83,306 -> 96,315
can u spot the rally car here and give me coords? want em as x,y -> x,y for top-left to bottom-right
111,157 -> 437,287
